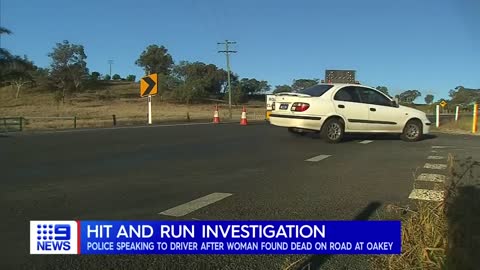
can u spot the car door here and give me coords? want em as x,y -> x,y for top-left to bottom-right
356,87 -> 405,132
332,86 -> 370,131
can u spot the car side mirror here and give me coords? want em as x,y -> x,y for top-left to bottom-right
391,100 -> 399,108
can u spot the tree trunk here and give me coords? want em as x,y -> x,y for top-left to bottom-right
15,84 -> 21,99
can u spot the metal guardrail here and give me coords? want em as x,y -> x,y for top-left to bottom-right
0,117 -> 23,133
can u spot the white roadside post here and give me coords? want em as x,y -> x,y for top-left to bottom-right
436,105 -> 440,128
148,95 -> 152,125
455,105 -> 459,121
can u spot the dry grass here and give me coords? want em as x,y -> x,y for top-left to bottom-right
434,116 -> 478,134
375,154 -> 480,270
0,83 -> 267,130
376,202 -> 447,270
373,156 -> 455,270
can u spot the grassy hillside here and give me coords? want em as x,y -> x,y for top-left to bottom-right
0,82 -> 266,130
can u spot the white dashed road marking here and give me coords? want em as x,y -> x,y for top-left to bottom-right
432,146 -> 450,149
159,192 -> 232,217
427,156 -> 446,160
305,155 -> 331,162
408,189 -> 444,202
416,173 -> 446,183
359,140 -> 373,144
424,163 -> 447,170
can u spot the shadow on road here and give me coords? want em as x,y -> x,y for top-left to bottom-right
446,158 -> 480,269
304,133 -> 437,143
296,201 -> 382,270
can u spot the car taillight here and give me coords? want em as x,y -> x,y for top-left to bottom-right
271,101 -> 275,111
291,102 -> 310,112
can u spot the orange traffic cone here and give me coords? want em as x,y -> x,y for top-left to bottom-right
240,106 -> 248,126
213,105 -> 220,124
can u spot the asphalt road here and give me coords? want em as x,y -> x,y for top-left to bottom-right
1,122 -> 479,269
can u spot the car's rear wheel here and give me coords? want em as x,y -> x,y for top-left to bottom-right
321,118 -> 344,143
401,119 -> 423,142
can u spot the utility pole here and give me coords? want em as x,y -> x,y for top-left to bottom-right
108,59 -> 114,77
218,40 -> 237,119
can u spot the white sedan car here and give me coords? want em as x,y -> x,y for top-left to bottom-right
269,83 -> 431,143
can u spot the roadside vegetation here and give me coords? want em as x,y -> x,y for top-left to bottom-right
434,116 -> 479,134
375,154 -> 480,269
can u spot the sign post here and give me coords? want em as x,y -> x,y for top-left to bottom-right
455,106 -> 459,122
436,105 -> 440,128
148,95 -> 152,125
140,74 -> 158,125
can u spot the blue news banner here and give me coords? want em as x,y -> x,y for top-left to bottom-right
30,221 -> 401,255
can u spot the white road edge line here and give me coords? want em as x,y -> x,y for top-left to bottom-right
427,156 -> 446,160
359,140 -> 373,144
408,189 -> 444,202
424,163 -> 447,170
305,155 -> 331,162
416,173 -> 446,183
159,192 -> 232,217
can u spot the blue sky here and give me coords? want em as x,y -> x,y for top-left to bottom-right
2,0 -> 479,100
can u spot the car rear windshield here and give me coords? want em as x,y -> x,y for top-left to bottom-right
297,85 -> 333,97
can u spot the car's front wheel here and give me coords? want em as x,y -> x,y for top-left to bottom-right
321,118 -> 344,143
401,119 -> 423,142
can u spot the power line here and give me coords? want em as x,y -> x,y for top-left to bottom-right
218,40 -> 237,119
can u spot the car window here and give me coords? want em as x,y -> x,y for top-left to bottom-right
357,87 -> 392,106
297,85 -> 333,97
333,87 -> 361,102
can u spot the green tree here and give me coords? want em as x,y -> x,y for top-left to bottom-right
4,56 -> 36,98
424,94 -> 434,104
126,75 -> 136,81
0,27 -> 12,60
229,78 -> 270,103
48,40 -> 88,103
104,74 -> 111,80
0,27 -> 12,35
449,86 -> 480,105
238,78 -> 270,95
90,71 -> 101,80
375,86 -> 389,96
273,85 -> 292,94
31,67 -> 52,89
292,79 -> 318,92
112,74 -> 121,80
0,27 -> 13,82
135,45 -> 173,76
398,90 -> 422,103
172,61 -> 228,100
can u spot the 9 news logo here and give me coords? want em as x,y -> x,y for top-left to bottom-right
30,221 -> 78,254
